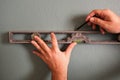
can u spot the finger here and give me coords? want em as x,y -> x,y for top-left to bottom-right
51,33 -> 59,51
90,17 -> 109,30
34,36 -> 50,52
86,9 -> 102,21
65,42 -> 77,58
31,40 -> 45,54
92,24 -> 96,30
88,22 -> 92,26
86,15 -> 91,21
100,28 -> 106,34
33,50 -> 45,61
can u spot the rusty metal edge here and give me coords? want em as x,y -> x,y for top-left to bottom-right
8,31 -> 120,44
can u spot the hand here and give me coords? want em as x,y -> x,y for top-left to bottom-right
31,33 -> 76,80
86,9 -> 120,34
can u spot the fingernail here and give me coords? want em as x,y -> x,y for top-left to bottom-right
33,51 -> 35,53
72,42 -> 77,45
74,42 -> 77,45
90,18 -> 94,22
31,40 -> 34,43
51,32 -> 53,35
51,32 -> 54,35
88,22 -> 91,26
34,36 -> 37,39
102,32 -> 105,35
86,16 -> 90,21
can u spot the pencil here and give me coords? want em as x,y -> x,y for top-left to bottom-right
75,21 -> 89,31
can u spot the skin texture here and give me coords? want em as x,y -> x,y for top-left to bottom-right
31,33 -> 76,80
86,9 -> 120,34
31,9 -> 120,80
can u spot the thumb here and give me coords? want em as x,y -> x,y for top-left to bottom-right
65,42 -> 77,58
90,17 -> 108,29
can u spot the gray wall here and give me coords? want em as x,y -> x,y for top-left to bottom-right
0,0 -> 120,80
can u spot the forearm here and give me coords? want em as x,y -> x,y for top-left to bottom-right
52,69 -> 68,80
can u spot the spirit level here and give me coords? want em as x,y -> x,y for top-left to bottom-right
9,31 -> 120,44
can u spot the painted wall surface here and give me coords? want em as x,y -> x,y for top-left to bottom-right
0,0 -> 120,80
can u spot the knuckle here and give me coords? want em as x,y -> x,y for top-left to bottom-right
92,9 -> 98,12
92,9 -> 97,13
93,18 -> 98,23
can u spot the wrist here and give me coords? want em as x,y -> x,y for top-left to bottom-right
51,69 -> 68,80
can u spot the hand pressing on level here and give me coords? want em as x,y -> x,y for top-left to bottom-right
31,33 -> 77,80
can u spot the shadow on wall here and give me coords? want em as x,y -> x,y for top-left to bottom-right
69,14 -> 120,80
22,44 -> 50,80
70,14 -> 101,31
1,14 -> 120,80
1,32 -> 9,44
70,14 -> 92,31
60,14 -> 92,51
97,66 -> 120,80
1,32 -> 50,80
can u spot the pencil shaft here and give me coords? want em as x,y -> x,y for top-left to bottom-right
75,21 -> 89,30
